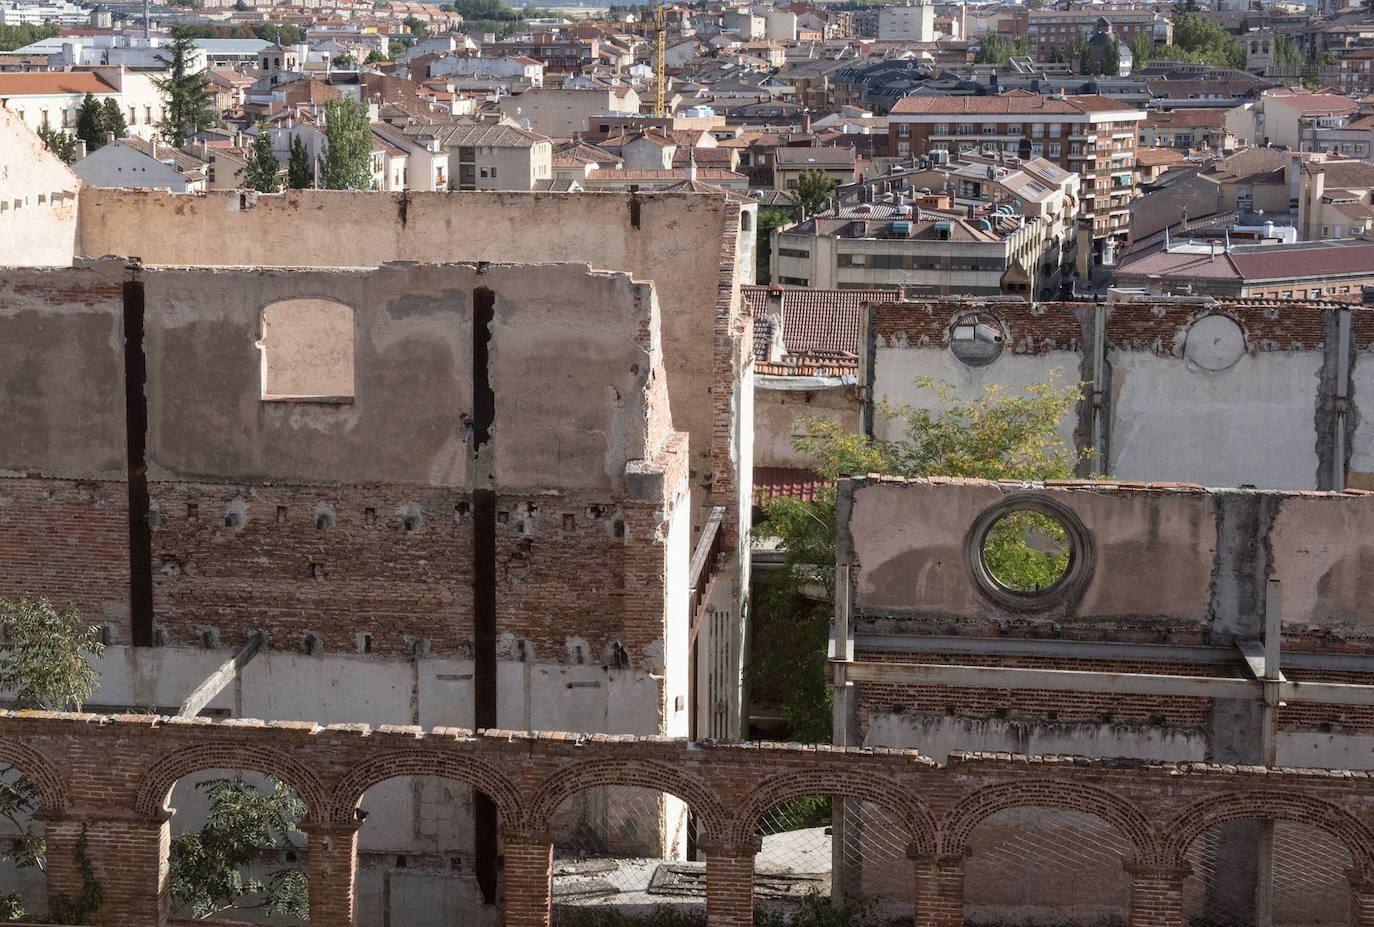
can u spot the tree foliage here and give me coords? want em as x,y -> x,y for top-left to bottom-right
0,22 -> 58,51
751,373 -> 1084,740
756,207 -> 792,282
974,31 -> 1029,65
794,169 -> 835,217
0,596 -> 104,712
169,778 -> 308,921
100,97 -> 127,143
239,124 -> 281,193
0,596 -> 105,921
154,29 -> 219,145
76,92 -> 104,152
1145,13 -> 1244,69
35,123 -> 77,164
403,14 -> 429,35
319,97 -> 374,190
287,134 -> 312,189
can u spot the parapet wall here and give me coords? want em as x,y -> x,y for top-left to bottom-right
865,298 -> 1374,490
5,710 -> 1374,927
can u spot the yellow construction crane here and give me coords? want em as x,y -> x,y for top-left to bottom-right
654,5 -> 667,117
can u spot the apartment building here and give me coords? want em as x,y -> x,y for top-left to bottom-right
1026,8 -> 1171,62
887,91 -> 1146,255
772,156 -> 1078,296
405,122 -> 553,190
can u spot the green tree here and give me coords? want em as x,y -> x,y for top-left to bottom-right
974,31 -> 1029,65
331,53 -> 353,68
99,96 -> 127,144
318,97 -> 374,190
286,134 -> 312,188
364,47 -> 388,63
1273,32 -> 1303,69
154,28 -> 219,145
239,124 -> 281,193
0,23 -> 58,51
403,14 -> 429,35
794,169 -> 835,217
76,92 -> 104,152
1102,35 -> 1121,76
169,778 -> 308,921
1147,13 -> 1244,69
751,374 -> 1084,741
35,123 -> 77,164
0,595 -> 105,921
1131,31 -> 1153,68
756,207 -> 792,282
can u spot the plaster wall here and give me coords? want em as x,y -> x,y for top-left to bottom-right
753,386 -> 860,469
846,480 -> 1217,630
76,189 -> 739,522
1108,350 -> 1322,488
0,105 -> 79,268
1346,347 -> 1374,483
872,347 -> 1081,452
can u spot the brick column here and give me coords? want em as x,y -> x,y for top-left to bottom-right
1126,863 -> 1188,927
1348,877 -> 1374,927
911,852 -> 964,927
301,821 -> 360,927
43,810 -> 170,926
502,833 -> 554,927
703,839 -> 759,927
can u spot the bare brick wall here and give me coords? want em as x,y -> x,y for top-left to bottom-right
0,478 -> 129,624
8,711 -> 1374,927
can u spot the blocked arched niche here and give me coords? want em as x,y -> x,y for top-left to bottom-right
258,298 -> 356,401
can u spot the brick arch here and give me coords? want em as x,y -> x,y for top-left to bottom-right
328,751 -> 525,828
729,768 -> 937,854
1162,791 -> 1374,878
527,760 -> 728,842
940,780 -> 1158,862
0,739 -> 70,815
135,743 -> 329,821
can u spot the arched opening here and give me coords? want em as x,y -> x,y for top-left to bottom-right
963,806 -> 1130,925
550,785 -> 702,925
258,298 -> 356,402
753,794 -> 913,923
741,210 -> 753,233
0,765 -> 48,920
165,769 -> 309,923
353,775 -> 501,927
1182,819 -> 1353,927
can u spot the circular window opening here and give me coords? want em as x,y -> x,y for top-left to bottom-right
964,495 -> 1094,611
1184,313 -> 1245,372
950,311 -> 1006,367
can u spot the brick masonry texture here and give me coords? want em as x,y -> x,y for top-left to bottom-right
8,712 -> 1374,927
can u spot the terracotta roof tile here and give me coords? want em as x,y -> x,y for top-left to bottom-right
754,467 -> 829,503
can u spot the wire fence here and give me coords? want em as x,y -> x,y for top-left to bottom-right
1182,819 -> 1352,927
963,807 -> 1130,927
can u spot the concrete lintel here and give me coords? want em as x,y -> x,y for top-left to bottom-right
854,632 -> 1374,674
176,631 -> 264,718
842,660 -> 1262,700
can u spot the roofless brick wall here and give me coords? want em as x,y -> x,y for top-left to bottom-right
8,711 -> 1374,927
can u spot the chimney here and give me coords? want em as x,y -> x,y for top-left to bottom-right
802,111 -> 811,132
765,285 -> 786,360
75,139 -> 87,160
150,135 -> 157,159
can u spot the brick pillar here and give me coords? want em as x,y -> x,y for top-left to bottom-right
1126,864 -> 1189,927
912,852 -> 964,927
1348,877 -> 1374,927
703,839 -> 758,927
502,833 -> 554,927
302,822 -> 359,927
43,811 -> 170,926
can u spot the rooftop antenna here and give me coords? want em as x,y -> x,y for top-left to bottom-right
143,0 -> 150,41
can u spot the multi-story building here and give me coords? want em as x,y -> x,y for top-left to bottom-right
887,92 -> 1146,255
772,155 -> 1079,297
404,121 -> 552,190
1026,8 -> 1171,62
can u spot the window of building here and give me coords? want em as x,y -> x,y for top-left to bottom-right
933,123 -> 949,134
258,299 -> 356,402
1048,143 -> 1061,157
957,123 -> 974,134
897,124 -> 910,137
1049,123 -> 1062,138
1032,123 -> 1045,137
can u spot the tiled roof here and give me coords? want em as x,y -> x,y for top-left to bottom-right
754,467 -> 829,503
1264,91 -> 1358,115
0,72 -> 116,95
1306,159 -> 1374,189
1144,109 -> 1228,128
890,91 -> 1139,116
743,285 -> 892,360
1136,146 -> 1189,168
118,136 -> 209,177
410,122 -> 547,147
590,168 -> 744,180
776,146 -> 856,167
1229,240 -> 1374,281
1203,147 -> 1289,185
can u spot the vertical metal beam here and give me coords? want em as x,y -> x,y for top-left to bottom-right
1256,579 -> 1283,927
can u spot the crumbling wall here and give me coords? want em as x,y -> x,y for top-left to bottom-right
0,106 -> 79,268
867,299 -> 1373,491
